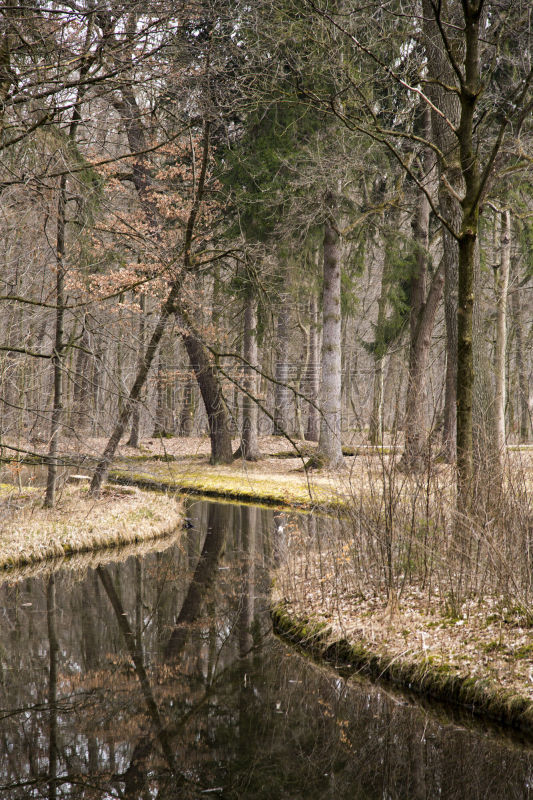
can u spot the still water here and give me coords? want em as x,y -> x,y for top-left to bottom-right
0,499 -> 532,799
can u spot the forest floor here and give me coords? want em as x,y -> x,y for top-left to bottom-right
2,433 -> 533,729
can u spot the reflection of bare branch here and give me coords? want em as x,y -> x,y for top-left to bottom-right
96,565 -> 181,781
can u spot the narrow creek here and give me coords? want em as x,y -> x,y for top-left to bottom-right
0,498 -> 532,798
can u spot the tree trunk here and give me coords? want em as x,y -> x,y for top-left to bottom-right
441,194 -> 460,463
235,286 -> 261,460
273,299 -> 290,436
181,332 -> 233,464
127,294 -> 145,447
401,114 -> 444,469
401,261 -> 444,469
369,354 -> 384,446
422,0 -> 462,465
179,374 -> 196,436
45,176 -> 67,508
493,209 -> 510,465
318,213 -> 343,467
152,350 -> 173,438
369,249 -> 388,447
72,320 -> 91,433
456,228 -> 476,509
511,280 -> 531,443
305,294 -> 320,441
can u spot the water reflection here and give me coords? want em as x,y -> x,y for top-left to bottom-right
0,500 -> 531,798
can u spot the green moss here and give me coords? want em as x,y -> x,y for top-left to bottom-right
514,643 -> 533,658
482,640 -> 506,654
271,602 -> 533,736
127,507 -> 156,522
109,467 -> 342,512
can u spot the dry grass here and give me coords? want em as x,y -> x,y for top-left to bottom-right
273,447 -> 533,709
0,483 -> 183,569
0,528 -> 185,586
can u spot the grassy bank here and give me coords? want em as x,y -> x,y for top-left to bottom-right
271,603 -> 533,735
0,483 -> 183,570
109,462 -> 343,510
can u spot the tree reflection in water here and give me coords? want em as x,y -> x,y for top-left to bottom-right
0,500 -> 532,798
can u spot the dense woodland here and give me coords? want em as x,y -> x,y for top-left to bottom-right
0,0 -> 532,509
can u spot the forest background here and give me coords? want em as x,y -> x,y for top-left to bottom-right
0,0 -> 532,519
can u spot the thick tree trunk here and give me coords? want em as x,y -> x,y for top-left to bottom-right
401,114 -> 444,469
318,214 -> 343,467
402,261 -> 444,470
235,287 -> 261,460
441,198 -> 460,463
456,229 -> 476,509
305,294 -> 320,442
181,332 -> 233,464
422,0 -> 462,464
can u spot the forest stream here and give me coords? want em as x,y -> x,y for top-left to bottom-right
1,499 -> 532,799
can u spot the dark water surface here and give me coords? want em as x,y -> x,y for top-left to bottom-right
0,499 -> 532,799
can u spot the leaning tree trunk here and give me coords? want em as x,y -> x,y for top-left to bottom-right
181,332 -> 233,465
90,282 -> 183,496
317,212 -> 343,467
106,58 -> 228,466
